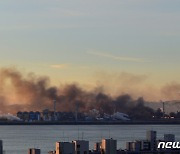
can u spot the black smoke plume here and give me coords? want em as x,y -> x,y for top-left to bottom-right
0,67 -> 175,119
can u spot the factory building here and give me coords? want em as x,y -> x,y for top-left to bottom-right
17,111 -> 23,119
73,140 -> 89,154
56,142 -> 75,154
28,148 -> 41,154
101,138 -> 117,154
29,111 -> 41,121
17,111 -> 41,121
23,111 -> 29,121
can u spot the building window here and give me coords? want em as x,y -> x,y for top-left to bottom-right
77,145 -> 80,148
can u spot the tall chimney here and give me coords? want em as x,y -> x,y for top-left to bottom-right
75,102 -> 79,122
53,100 -> 56,120
163,102 -> 165,118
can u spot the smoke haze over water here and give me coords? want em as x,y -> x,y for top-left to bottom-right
0,67 -> 180,114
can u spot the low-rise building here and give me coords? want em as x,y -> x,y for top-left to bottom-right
28,148 -> 41,154
164,134 -> 175,142
146,130 -> 157,151
126,141 -> 141,152
0,140 -> 3,154
101,138 -> 117,154
73,140 -> 89,154
94,142 -> 101,152
141,140 -> 150,151
56,142 -> 75,154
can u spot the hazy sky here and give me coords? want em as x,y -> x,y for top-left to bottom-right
0,0 -> 180,88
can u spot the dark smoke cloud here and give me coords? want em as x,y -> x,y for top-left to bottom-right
161,82 -> 180,100
0,67 -> 179,116
0,67 -> 57,113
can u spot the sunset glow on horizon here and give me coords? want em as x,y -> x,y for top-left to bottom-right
0,0 -> 180,111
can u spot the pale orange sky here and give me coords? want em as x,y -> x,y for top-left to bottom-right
0,0 -> 180,101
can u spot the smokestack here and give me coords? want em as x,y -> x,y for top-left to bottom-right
113,101 -> 116,114
75,102 -> 79,122
163,101 -> 165,118
53,99 -> 56,120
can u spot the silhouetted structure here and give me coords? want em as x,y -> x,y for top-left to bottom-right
0,140 -> 3,154
28,148 -> 41,154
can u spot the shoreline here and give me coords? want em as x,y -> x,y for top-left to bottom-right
0,120 -> 180,125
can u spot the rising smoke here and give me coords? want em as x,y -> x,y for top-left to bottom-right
0,113 -> 21,121
0,67 -> 179,117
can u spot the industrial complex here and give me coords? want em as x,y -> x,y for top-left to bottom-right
16,109 -> 130,122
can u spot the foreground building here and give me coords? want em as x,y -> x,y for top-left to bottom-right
125,130 -> 180,154
56,142 -> 75,154
23,130 -> 180,154
101,138 -> 117,154
146,130 -> 157,151
28,148 -> 41,154
164,134 -> 175,142
54,140 -> 89,154
0,140 -> 3,154
73,140 -> 89,154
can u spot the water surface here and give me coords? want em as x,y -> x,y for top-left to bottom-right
0,125 -> 179,154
